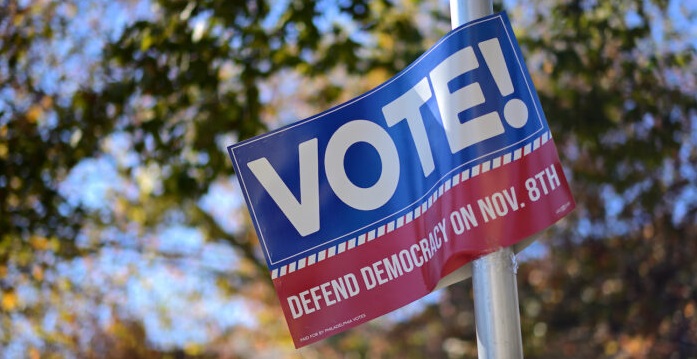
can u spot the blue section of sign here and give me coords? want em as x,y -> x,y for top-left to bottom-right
228,12 -> 547,270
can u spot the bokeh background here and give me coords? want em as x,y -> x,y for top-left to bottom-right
1,0 -> 696,357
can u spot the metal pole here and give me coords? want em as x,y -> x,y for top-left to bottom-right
449,0 -> 492,29
472,247 -> 524,358
448,1 -> 525,358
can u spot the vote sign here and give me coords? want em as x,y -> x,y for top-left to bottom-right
228,12 -> 574,348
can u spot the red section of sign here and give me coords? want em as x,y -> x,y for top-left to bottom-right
274,139 -> 575,347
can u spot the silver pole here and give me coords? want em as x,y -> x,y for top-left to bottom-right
449,0 -> 492,29
448,1 -> 525,358
472,247 -> 524,358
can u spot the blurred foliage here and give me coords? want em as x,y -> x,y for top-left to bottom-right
1,0 -> 696,357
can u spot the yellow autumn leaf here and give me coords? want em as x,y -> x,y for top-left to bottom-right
365,68 -> 389,88
184,343 -> 204,355
28,347 -> 40,359
30,236 -> 49,251
32,265 -> 44,281
40,95 -> 53,109
140,29 -> 153,51
2,291 -> 19,311
26,104 -> 43,124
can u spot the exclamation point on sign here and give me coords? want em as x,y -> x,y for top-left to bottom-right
478,38 -> 529,129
